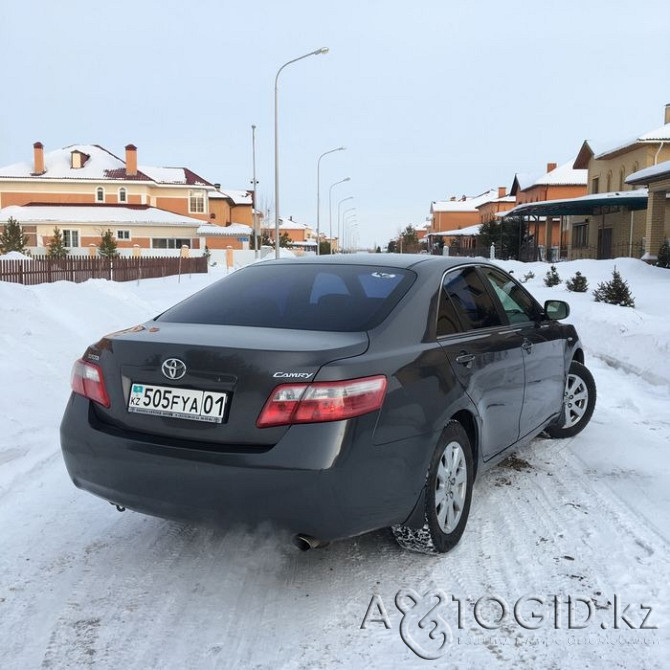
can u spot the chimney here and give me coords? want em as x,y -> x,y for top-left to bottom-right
214,182 -> 221,190
125,144 -> 137,176
547,162 -> 557,173
665,103 -> 670,125
498,186 -> 507,198
33,142 -> 45,175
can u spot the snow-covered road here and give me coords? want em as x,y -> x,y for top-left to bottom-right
1,260 -> 669,669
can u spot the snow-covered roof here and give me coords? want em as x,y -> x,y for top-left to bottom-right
208,189 -> 253,205
277,217 -> 312,230
0,144 -> 151,181
0,204 -> 205,226
514,159 -> 586,193
501,189 -> 650,218
534,160 -> 587,186
196,223 -> 252,236
626,160 -> 670,185
477,194 -> 516,207
289,239 -> 318,247
594,123 -> 670,160
432,189 -> 499,213
0,143 -> 212,186
429,223 -> 482,237
138,165 -> 211,187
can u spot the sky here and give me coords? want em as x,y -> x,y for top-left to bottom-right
1,0 -> 669,248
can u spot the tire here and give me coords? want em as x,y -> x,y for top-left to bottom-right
392,421 -> 474,554
545,360 -> 596,439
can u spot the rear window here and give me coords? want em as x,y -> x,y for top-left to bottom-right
157,263 -> 416,332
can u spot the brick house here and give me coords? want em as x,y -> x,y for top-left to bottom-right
572,105 -> 670,259
509,160 -> 587,255
0,143 -> 253,254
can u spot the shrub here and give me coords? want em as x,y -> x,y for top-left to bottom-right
566,271 -> 588,293
593,266 -> 635,308
543,265 -> 561,287
519,271 -> 535,284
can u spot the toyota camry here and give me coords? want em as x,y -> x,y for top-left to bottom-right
60,255 -> 596,554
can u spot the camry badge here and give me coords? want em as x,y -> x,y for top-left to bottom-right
162,358 -> 187,380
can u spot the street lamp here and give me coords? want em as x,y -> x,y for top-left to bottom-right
338,203 -> 355,252
345,220 -> 359,253
317,146 -> 345,255
343,215 -> 357,252
251,124 -> 259,259
328,177 -> 350,253
274,47 -> 329,259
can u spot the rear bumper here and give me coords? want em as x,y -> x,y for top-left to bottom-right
60,394 -> 433,541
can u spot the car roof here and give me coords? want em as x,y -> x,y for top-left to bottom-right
263,253 -> 492,271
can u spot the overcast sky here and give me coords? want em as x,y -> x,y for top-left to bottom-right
2,0 -> 669,247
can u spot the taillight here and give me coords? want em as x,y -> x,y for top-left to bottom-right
257,375 -> 387,428
71,359 -> 111,408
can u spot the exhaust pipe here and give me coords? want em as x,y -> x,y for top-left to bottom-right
293,534 -> 329,551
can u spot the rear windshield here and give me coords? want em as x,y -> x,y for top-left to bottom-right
157,263 -> 416,332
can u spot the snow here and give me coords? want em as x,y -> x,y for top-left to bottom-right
0,258 -> 669,668
533,159 -> 587,186
0,251 -> 32,261
432,189 -> 499,212
595,123 -> 670,159
0,144 -> 127,180
209,189 -> 253,205
0,204 -> 205,226
626,159 -> 670,185
196,223 -> 252,236
138,165 -> 208,186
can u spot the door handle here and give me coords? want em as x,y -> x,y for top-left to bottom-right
522,339 -> 533,354
455,353 -> 476,367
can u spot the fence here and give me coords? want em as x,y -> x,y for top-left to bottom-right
0,255 -> 208,286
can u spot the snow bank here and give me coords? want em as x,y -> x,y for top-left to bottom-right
495,257 -> 670,385
0,251 -> 32,261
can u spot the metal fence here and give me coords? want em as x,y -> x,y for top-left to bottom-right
0,255 -> 208,285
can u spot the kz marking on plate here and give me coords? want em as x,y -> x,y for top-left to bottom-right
128,383 -> 227,423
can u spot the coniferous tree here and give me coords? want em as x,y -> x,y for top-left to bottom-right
657,240 -> 670,269
98,229 -> 119,258
593,266 -> 635,307
544,265 -> 561,287
46,227 -> 69,259
0,217 -> 29,255
566,271 -> 588,292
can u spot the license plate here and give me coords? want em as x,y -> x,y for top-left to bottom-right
128,383 -> 228,423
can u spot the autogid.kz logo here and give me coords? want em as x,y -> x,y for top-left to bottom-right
162,358 -> 187,380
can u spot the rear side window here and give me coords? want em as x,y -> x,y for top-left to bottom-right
440,267 -> 501,331
157,263 -> 416,332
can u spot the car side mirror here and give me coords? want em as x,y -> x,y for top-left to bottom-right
544,300 -> 570,321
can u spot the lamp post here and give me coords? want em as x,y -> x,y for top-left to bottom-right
328,177 -> 350,253
274,47 -> 329,259
317,147 -> 345,255
251,124 -> 259,259
346,220 -> 359,253
343,215 -> 357,252
338,203 -> 355,253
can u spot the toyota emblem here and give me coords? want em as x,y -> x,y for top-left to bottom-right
162,358 -> 187,380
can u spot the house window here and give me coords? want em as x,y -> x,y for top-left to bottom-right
606,171 -> 612,193
119,187 -> 127,203
117,230 -> 131,240
591,177 -> 599,194
572,223 -> 588,249
189,190 -> 205,213
96,187 -> 104,202
151,238 -> 192,249
619,168 -> 625,191
63,229 -> 80,248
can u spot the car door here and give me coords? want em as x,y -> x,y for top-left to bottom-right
436,265 -> 525,460
478,266 -> 565,439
